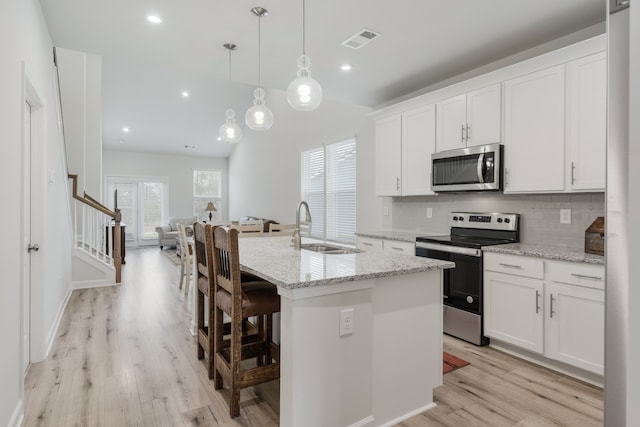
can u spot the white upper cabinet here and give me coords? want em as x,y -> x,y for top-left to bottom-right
375,104 -> 436,196
375,115 -> 402,196
567,52 -> 607,191
503,65 -> 566,193
401,104 -> 436,196
436,84 -> 502,152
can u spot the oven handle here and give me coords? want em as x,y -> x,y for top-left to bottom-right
477,153 -> 485,183
416,241 -> 482,257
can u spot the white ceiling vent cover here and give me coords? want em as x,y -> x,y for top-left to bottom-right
341,29 -> 381,50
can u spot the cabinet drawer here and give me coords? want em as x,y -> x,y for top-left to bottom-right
356,236 -> 383,252
383,240 -> 415,255
484,253 -> 544,279
549,261 -> 604,290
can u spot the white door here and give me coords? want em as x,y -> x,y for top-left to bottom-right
504,65 -> 566,193
484,271 -> 545,354
546,283 -> 605,375
22,101 -> 32,373
401,104 -> 436,196
466,84 -> 502,147
436,93 -> 467,152
567,51 -> 607,191
375,115 -> 402,196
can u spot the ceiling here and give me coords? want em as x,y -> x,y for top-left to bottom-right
39,0 -> 605,158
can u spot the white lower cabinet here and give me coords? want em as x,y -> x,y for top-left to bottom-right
484,253 -> 604,376
356,236 -> 415,255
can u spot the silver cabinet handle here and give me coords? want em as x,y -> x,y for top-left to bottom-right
571,162 -> 576,185
505,168 -> 510,187
535,290 -> 541,314
396,176 -> 400,190
362,242 -> 373,246
550,294 -> 556,318
570,273 -> 603,280
461,125 -> 465,143
391,246 -> 404,251
499,263 -> 522,269
466,124 -> 470,142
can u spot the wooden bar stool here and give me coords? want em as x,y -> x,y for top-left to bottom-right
206,225 -> 280,418
176,223 -> 193,294
194,222 -> 215,377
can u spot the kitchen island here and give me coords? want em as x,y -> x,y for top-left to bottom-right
237,236 -> 454,427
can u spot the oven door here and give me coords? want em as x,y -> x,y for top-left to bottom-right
431,143 -> 502,192
416,242 -> 483,314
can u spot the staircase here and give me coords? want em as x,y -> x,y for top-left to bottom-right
68,174 -> 122,284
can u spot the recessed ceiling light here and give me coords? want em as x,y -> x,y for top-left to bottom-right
147,15 -> 162,24
181,91 -> 190,98
123,127 -> 129,133
340,64 -> 353,71
184,144 -> 197,150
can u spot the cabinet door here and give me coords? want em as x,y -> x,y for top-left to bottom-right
375,115 -> 402,196
567,52 -> 607,191
504,65 -> 566,193
436,94 -> 467,152
402,104 -> 436,195
546,283 -> 604,375
466,84 -> 502,147
484,271 -> 544,354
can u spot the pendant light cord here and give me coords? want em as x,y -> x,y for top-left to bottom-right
258,14 -> 262,87
227,47 -> 231,107
302,0 -> 306,55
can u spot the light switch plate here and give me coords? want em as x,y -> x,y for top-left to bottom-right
340,308 -> 354,336
560,209 -> 572,224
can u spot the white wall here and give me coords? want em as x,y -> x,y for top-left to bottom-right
0,0 -> 72,425
228,89 -> 383,231
103,150 -> 229,221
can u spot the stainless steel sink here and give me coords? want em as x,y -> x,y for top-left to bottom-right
300,243 -> 361,255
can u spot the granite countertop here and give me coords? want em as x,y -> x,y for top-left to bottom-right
355,230 -> 444,243
238,236 -> 454,290
483,243 -> 605,265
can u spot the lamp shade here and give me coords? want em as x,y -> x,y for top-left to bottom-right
286,54 -> 322,111
205,202 -> 217,212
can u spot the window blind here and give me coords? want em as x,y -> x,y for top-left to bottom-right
301,138 -> 356,244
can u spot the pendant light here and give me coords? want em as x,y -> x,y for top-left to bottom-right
218,43 -> 243,143
245,7 -> 274,131
286,0 -> 322,111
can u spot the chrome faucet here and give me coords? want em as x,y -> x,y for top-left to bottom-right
292,200 -> 312,250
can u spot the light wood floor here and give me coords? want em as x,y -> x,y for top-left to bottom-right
24,247 -> 603,426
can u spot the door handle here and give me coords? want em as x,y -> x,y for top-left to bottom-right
461,125 -> 465,143
28,244 -> 39,253
466,124 -> 470,142
535,290 -> 541,314
550,294 -> 556,318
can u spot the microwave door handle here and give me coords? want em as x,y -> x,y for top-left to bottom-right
477,153 -> 485,183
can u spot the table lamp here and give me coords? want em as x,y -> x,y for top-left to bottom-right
205,202 -> 217,222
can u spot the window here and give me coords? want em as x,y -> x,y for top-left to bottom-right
106,176 -> 168,245
301,138 -> 356,244
193,169 -> 222,222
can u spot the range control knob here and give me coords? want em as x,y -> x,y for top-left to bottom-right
466,296 -> 474,304
453,216 -> 459,221
459,217 -> 464,222
504,218 -> 511,224
497,218 -> 503,223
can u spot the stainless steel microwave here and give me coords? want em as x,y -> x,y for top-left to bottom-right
431,143 -> 503,192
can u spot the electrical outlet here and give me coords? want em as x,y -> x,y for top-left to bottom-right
426,207 -> 433,218
560,209 -> 572,224
340,308 -> 354,336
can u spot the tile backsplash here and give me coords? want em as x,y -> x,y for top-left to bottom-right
391,193 -> 605,249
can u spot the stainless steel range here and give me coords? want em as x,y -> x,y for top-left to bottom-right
415,212 -> 520,345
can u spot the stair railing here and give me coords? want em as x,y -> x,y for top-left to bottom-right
68,174 -> 122,283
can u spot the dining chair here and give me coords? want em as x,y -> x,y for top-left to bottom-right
176,223 -> 193,294
232,223 -> 264,237
207,225 -> 280,417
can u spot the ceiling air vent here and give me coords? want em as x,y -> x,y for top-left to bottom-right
341,29 -> 381,50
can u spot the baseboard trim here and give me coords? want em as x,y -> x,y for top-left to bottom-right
8,399 -> 24,427
44,286 -> 72,359
71,279 -> 118,289
348,415 -> 375,427
378,402 -> 437,427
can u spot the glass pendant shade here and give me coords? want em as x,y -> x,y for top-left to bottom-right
245,87 -> 274,130
287,54 -> 322,111
218,108 -> 243,143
